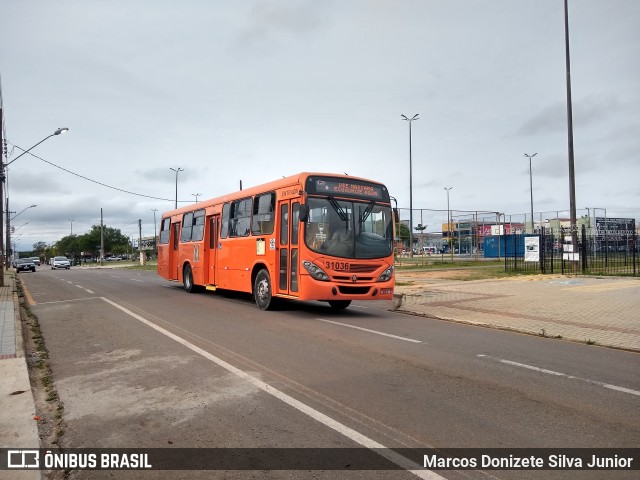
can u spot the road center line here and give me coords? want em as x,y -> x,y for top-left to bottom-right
316,318 -> 422,343
477,354 -> 640,397
101,297 -> 440,479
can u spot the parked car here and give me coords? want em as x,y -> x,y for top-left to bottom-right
30,257 -> 41,266
51,256 -> 71,270
16,258 -> 36,273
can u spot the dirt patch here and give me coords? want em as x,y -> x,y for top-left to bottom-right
17,279 -> 66,479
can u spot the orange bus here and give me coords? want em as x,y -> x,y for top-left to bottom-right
157,172 -> 395,310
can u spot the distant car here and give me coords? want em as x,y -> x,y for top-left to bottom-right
16,258 -> 36,273
30,257 -> 41,266
51,256 -> 71,270
106,256 -> 122,261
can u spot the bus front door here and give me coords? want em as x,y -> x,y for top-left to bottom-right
277,200 -> 300,296
169,221 -> 179,280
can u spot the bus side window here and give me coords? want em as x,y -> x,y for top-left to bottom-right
230,198 -> 252,237
181,212 -> 194,242
159,218 -> 171,244
221,203 -> 230,239
251,192 -> 275,235
192,209 -> 205,241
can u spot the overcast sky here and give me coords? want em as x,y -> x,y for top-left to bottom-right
1,0 -> 639,252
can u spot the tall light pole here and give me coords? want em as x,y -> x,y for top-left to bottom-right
192,193 -> 201,203
401,114 -> 419,257
524,153 -> 537,233
1,127 -> 68,277
170,167 -> 184,209
564,0 -> 578,265
5,128 -> 69,168
0,127 -> 69,276
444,187 -> 453,259
67,219 -> 74,236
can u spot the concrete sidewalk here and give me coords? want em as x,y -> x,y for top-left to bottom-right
0,273 -> 40,479
394,272 -> 640,352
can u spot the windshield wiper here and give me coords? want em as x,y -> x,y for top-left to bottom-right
358,201 -> 375,230
327,196 -> 348,222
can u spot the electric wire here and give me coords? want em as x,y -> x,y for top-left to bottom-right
7,141 -> 191,204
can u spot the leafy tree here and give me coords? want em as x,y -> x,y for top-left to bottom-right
46,224 -> 131,260
32,241 -> 48,255
397,222 -> 413,245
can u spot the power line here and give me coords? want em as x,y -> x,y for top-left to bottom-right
7,141 -> 191,204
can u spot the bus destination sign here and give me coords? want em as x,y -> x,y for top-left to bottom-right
306,177 -> 388,202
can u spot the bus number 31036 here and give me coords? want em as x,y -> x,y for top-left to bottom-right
326,261 -> 350,271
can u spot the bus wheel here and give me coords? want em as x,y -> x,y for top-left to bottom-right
183,264 -> 195,293
328,300 -> 351,310
254,269 -> 273,310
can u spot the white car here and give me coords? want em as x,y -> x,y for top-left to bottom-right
51,256 -> 71,270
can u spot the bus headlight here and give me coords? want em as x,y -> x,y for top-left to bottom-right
377,266 -> 394,282
303,261 -> 330,282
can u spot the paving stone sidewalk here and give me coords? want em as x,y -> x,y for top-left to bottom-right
394,273 -> 640,352
0,274 -> 41,479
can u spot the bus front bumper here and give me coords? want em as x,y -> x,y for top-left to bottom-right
297,274 -> 394,301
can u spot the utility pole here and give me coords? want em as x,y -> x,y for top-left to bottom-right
151,209 -> 158,257
138,219 -> 145,266
100,209 -> 105,266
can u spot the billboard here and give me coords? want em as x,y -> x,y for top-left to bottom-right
595,217 -> 635,238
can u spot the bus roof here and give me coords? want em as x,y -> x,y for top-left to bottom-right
161,172 -> 389,218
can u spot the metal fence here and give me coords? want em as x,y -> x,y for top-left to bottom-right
505,226 -> 639,277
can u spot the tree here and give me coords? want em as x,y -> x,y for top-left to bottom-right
32,241 -> 47,256
415,223 -> 427,252
48,224 -> 131,260
397,222 -> 413,246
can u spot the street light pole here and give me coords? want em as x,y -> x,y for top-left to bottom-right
401,114 -> 419,258
524,153 -> 537,233
564,0 -> 578,266
1,127 -> 68,279
170,167 -> 184,209
192,193 -> 201,203
11,204 -> 37,222
444,187 -> 453,259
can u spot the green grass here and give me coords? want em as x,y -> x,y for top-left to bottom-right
394,258 -> 537,281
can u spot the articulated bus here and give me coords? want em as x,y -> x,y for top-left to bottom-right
157,172 -> 395,310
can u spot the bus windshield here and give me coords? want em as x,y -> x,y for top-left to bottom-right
304,197 -> 393,259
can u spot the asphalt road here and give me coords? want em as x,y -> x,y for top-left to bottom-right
18,267 -> 640,479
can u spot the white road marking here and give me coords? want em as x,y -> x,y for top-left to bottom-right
75,284 -> 95,294
317,318 -> 422,343
477,354 -> 640,397
101,297 -> 441,479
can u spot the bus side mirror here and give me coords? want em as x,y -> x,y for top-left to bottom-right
393,208 -> 400,223
299,204 -> 309,222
